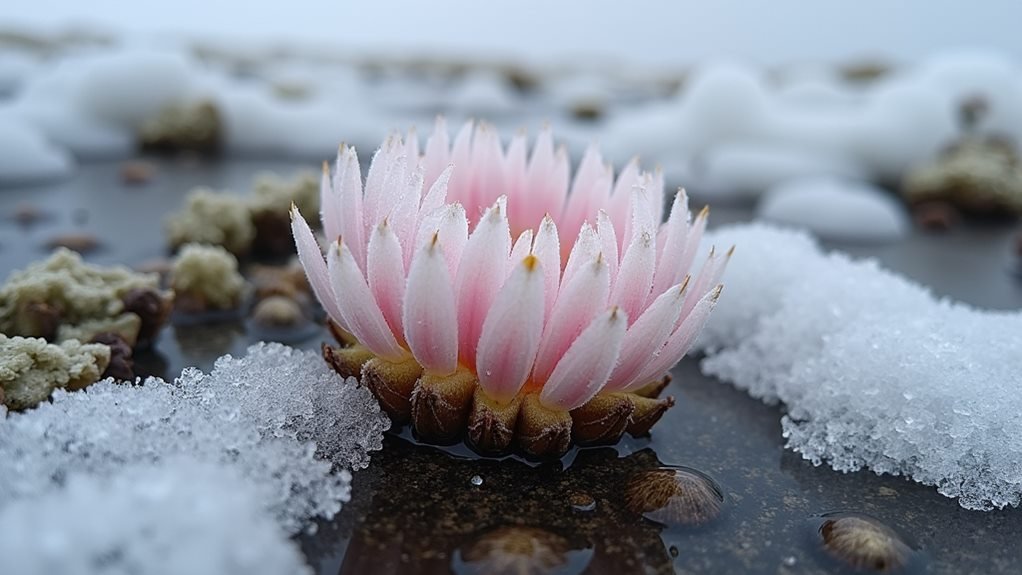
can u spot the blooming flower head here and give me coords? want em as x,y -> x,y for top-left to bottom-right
292,119 -> 729,458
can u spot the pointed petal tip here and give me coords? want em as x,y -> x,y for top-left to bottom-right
711,284 -> 724,301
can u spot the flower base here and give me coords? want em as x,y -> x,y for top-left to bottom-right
322,339 -> 675,459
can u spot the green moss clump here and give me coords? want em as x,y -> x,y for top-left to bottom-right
165,188 -> 256,256
249,171 -> 319,220
0,335 -> 111,410
171,243 -> 247,312
0,249 -> 166,346
139,100 -> 222,155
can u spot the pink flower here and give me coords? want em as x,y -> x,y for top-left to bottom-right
293,120 -> 728,457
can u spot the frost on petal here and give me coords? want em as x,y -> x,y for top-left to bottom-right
327,241 -> 406,361
423,116 -> 451,189
455,198 -> 511,370
291,207 -> 344,329
470,124 -> 507,222
609,228 -> 656,325
540,307 -> 627,411
367,222 -> 407,344
628,286 -> 721,391
533,253 -> 610,384
476,255 -> 545,403
605,280 -> 688,392
447,121 -> 475,212
532,215 -> 561,320
404,238 -> 459,376
561,221 -> 600,287
509,229 -> 535,277
333,145 -> 367,270
597,211 -> 619,283
386,167 -> 424,267
417,164 -> 454,227
651,190 -> 692,297
607,158 -> 640,246
320,160 -> 340,242
680,246 -> 731,322
363,135 -> 403,235
560,144 -> 611,257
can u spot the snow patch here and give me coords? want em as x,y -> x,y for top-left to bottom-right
697,224 -> 1022,511
0,342 -> 389,533
0,459 -> 312,575
0,114 -> 73,185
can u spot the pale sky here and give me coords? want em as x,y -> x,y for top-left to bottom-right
4,0 -> 1022,67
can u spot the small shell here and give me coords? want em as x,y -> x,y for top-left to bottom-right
817,513 -> 916,573
457,526 -> 571,575
625,466 -> 724,526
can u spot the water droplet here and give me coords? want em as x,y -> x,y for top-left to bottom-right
669,546 -> 679,558
568,491 -> 596,512
782,556 -> 797,567
470,475 -> 483,486
624,466 -> 724,526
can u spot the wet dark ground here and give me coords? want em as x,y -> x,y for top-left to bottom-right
2,157 -> 1021,574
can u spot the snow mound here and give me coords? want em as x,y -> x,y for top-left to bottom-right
0,115 -> 73,185
697,224 -> 1022,510
446,71 -> 518,116
756,177 -> 908,242
690,145 -> 866,200
73,50 -> 195,131
0,343 -> 389,532
0,459 -> 311,575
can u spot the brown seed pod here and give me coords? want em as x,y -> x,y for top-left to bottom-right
321,343 -> 374,379
570,393 -> 634,445
361,356 -> 423,424
467,387 -> 521,455
627,395 -> 676,436
818,513 -> 915,573
410,368 -> 477,442
458,526 -> 572,575
516,393 -> 572,458
625,467 -> 724,526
